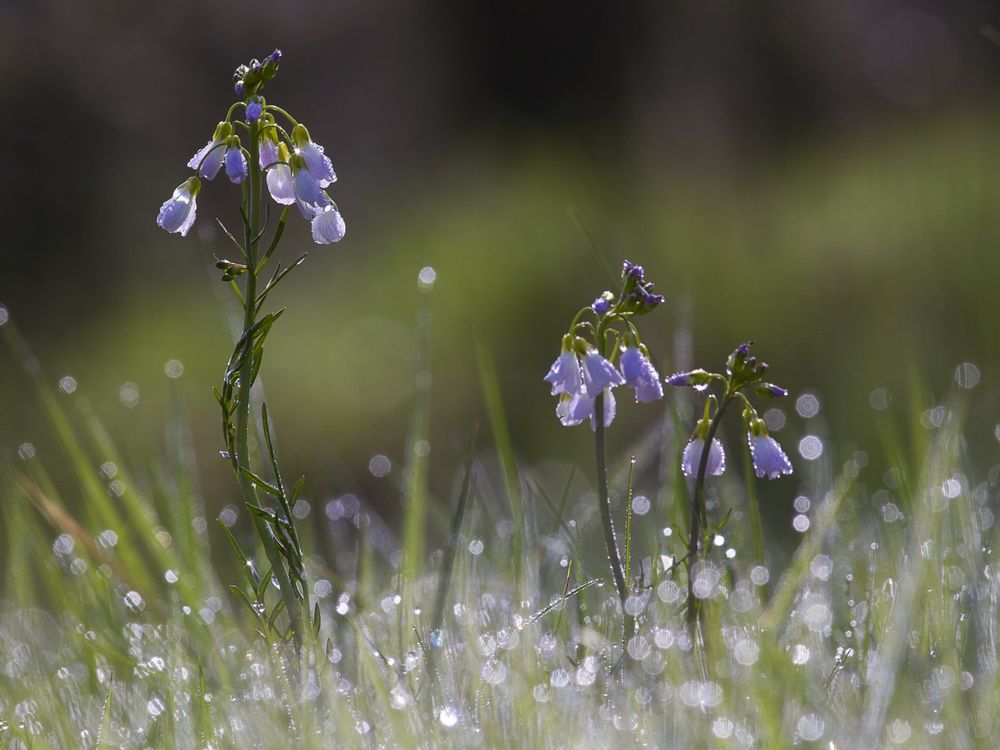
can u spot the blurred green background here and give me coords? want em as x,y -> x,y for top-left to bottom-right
2,1 -> 999,533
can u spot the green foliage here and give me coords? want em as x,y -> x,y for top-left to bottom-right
2,302 -> 998,745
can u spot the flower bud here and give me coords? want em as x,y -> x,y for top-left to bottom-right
755,383 -> 787,398
591,291 -> 614,315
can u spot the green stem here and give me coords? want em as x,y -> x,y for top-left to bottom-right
686,391 -> 733,631
234,117 -> 301,647
594,391 -> 628,606
234,120 -> 260,505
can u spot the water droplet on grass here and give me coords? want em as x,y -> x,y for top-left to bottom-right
439,705 -> 459,728
147,697 -> 165,717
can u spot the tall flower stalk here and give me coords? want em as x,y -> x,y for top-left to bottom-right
156,50 -> 345,647
667,341 -> 792,631
544,261 -> 664,618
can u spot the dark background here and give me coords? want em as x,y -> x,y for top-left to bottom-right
2,0 -> 1000,540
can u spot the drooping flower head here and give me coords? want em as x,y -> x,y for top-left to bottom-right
544,337 -> 583,396
671,340 -> 791,484
620,345 -> 663,403
156,177 -> 201,237
747,416 -> 793,479
682,437 -> 726,478
187,121 -> 233,180
292,123 -> 337,188
223,136 -> 248,184
290,153 -> 328,218
582,350 -> 625,393
311,203 -> 346,244
543,261 -> 664,429
680,400 -> 726,477
264,142 -> 295,205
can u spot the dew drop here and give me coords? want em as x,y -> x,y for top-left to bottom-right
439,705 -> 459,728
147,697 -> 165,717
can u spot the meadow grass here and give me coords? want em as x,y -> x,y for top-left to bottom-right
2,296 -> 998,749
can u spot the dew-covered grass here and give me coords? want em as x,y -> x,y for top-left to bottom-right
2,294 -> 999,750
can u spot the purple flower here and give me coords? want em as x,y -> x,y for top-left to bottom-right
620,347 -> 663,403
261,140 -> 295,205
266,49 -> 282,65
259,136 -> 280,169
681,437 -> 726,478
224,139 -> 248,184
156,177 -> 200,236
749,434 -> 793,479
311,204 -> 346,244
582,351 -> 625,393
187,122 -> 233,180
544,351 -> 583,396
556,389 -> 615,429
556,392 -> 588,427
292,123 -> 337,188
246,99 -> 264,123
290,154 -> 329,218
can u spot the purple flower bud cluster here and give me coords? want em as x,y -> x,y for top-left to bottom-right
233,49 -> 282,97
620,259 -> 665,314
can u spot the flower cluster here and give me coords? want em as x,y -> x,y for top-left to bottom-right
544,261 -> 664,429
156,49 -> 345,245
668,341 -> 792,480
